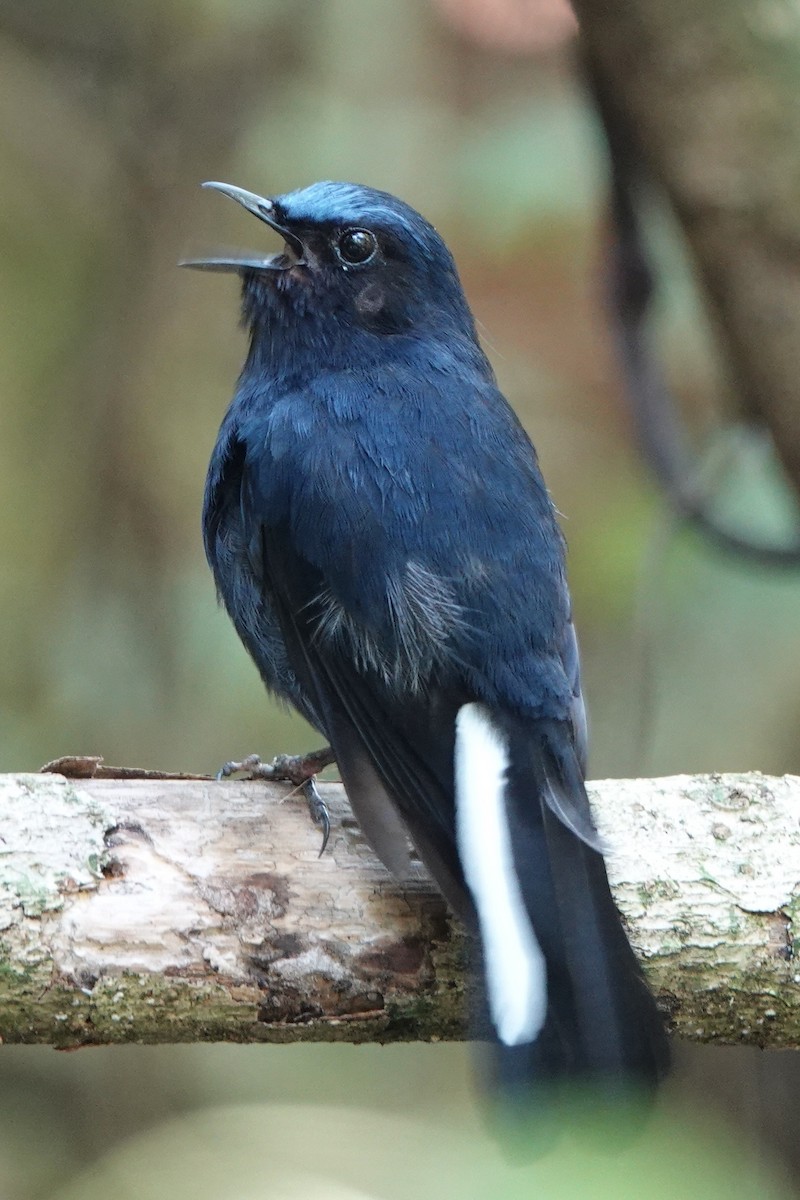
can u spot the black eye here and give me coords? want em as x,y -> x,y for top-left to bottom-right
335,229 -> 378,266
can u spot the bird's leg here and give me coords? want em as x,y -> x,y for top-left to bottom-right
216,746 -> 336,854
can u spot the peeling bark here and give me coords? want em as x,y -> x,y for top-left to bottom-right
0,771 -> 798,1048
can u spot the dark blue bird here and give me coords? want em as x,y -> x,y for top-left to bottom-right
184,180 -> 669,1098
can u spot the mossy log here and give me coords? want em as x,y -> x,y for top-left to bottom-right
0,770 -> 798,1048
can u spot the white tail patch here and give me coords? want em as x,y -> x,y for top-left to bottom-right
455,703 -> 547,1047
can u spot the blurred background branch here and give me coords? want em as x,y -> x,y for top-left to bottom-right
575,0 -> 800,522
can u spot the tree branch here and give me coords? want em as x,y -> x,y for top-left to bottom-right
0,771 -> 797,1048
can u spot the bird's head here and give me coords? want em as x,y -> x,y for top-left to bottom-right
182,181 -> 480,367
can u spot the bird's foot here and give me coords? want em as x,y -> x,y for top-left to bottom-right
216,746 -> 335,786
216,747 -> 336,856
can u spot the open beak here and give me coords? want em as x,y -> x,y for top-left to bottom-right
179,181 -> 305,273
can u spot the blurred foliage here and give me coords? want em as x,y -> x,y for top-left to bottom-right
1,1044 -> 798,1200
2,0 -> 800,1196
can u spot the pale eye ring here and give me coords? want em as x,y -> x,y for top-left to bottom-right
335,228 -> 378,266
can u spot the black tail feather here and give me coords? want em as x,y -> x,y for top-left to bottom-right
494,716 -> 670,1093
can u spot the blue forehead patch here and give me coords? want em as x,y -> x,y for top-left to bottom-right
275,182 -> 444,256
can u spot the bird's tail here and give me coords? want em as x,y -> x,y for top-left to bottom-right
454,704 -> 669,1102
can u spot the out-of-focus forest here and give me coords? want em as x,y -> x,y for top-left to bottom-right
2,0 -> 800,1197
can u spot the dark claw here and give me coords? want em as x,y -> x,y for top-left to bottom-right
215,747 -> 335,855
303,778 -> 331,856
216,753 -> 265,781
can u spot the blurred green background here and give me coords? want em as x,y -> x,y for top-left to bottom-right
2,0 -> 800,1196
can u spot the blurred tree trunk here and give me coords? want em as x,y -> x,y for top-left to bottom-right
0,0 -> 310,688
573,0 -> 800,499
572,0 -> 800,1174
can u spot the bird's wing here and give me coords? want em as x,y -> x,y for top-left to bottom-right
562,614 -> 588,776
202,423 -> 327,731
258,517 -> 473,917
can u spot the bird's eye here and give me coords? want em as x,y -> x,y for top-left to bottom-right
335,229 -> 378,266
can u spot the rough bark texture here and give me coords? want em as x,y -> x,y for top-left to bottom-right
573,0 -> 800,497
0,771 -> 798,1048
